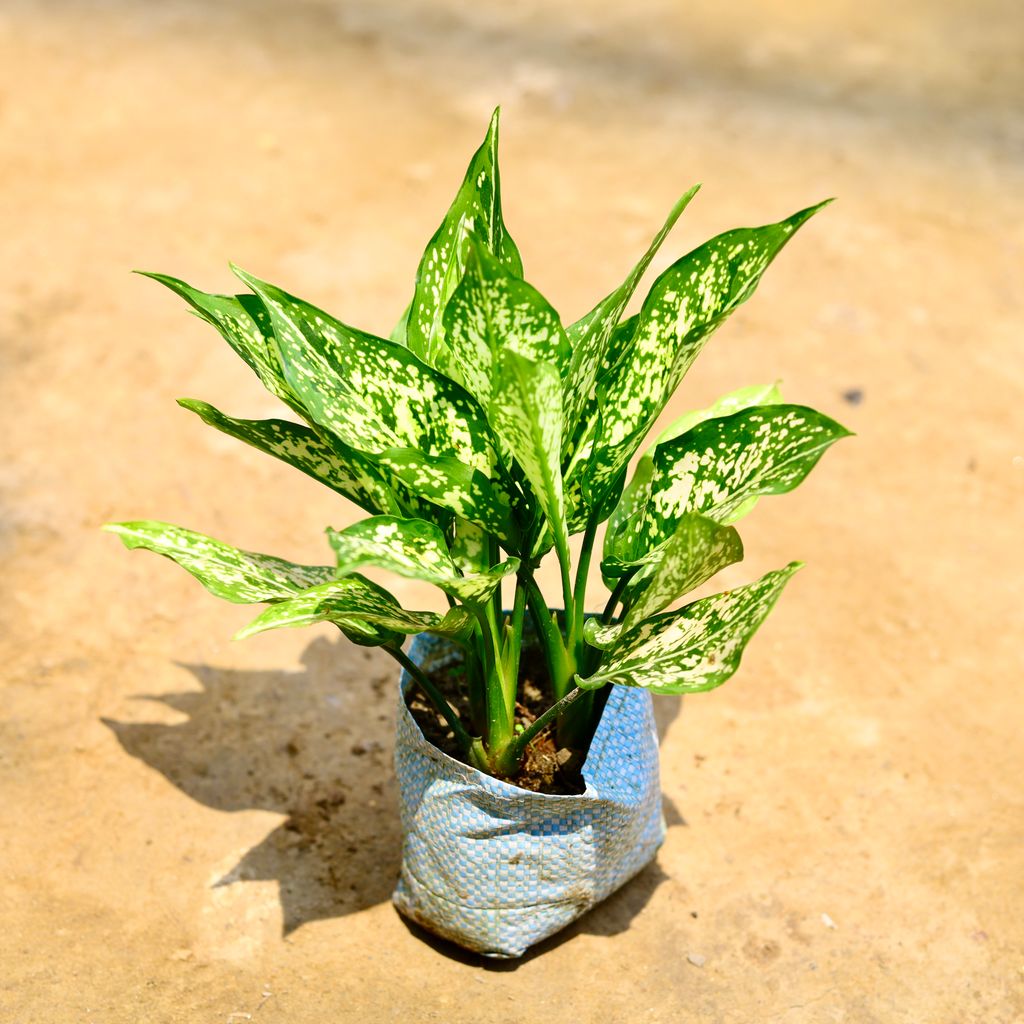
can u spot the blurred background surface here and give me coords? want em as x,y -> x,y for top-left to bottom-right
1,1 -> 1022,1020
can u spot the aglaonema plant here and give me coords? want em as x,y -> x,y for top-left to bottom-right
106,109 -> 849,781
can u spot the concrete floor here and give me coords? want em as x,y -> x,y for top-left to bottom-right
1,1 -> 1022,1020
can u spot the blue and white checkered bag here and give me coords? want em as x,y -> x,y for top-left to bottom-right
392,632 -> 665,958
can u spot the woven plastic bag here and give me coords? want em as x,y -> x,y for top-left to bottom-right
392,632 -> 665,958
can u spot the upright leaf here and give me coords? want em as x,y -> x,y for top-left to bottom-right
103,521 -> 335,603
235,577 -> 473,642
562,185 -> 700,447
326,516 -> 518,605
177,399 -> 401,516
440,240 -> 570,405
487,350 -> 567,549
406,108 -> 523,368
572,201 -> 832,508
580,562 -> 801,693
592,513 -> 743,644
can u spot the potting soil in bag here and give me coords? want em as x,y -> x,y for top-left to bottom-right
392,633 -> 665,958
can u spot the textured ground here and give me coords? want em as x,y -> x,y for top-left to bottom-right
1,1 -> 1022,1021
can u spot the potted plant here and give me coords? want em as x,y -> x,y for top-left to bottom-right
105,110 -> 849,958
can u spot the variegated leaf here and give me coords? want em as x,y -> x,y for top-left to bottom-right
326,516 -> 518,604
230,267 -> 521,539
562,185 -> 700,447
375,448 -> 518,543
615,404 -> 850,565
653,381 -> 783,448
177,399 -> 401,516
141,274 -> 296,408
103,521 -> 335,603
440,240 -> 570,405
592,513 -> 743,645
580,562 -> 801,692
572,201 -> 832,508
405,108 -> 523,368
487,350 -> 567,549
235,577 -> 473,642
603,382 -> 783,571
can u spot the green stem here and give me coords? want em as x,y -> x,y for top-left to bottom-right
601,573 -> 632,624
497,686 -> 588,775
572,513 -> 599,657
474,601 -> 513,750
505,578 -> 528,692
387,645 -> 474,756
523,574 -> 573,699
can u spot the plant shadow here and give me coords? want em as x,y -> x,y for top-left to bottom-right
103,636 -> 403,934
103,636 -> 686,940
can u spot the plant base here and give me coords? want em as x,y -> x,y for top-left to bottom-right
391,633 -> 665,959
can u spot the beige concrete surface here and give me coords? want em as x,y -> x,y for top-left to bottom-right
1,1 -> 1022,1020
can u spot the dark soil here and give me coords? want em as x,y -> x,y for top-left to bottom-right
406,644 -> 587,795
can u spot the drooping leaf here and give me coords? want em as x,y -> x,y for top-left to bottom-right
562,185 -> 700,447
326,516 -> 518,604
103,521 -> 335,603
405,108 -> 523,368
571,201 -> 832,509
580,562 -> 801,692
440,240 -> 570,405
486,350 -> 567,549
177,399 -> 401,516
603,382 -> 784,570
592,513 -> 744,644
235,576 -> 473,642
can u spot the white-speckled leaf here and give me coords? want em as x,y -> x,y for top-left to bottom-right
592,513 -> 743,645
327,516 -> 518,604
580,562 -> 801,692
177,399 -> 401,516
405,108 -> 523,368
141,274 -> 296,408
230,267 -> 519,538
603,383 -> 783,572
562,186 -> 700,448
573,202 -> 831,508
487,350 -> 567,548
374,448 -> 518,543
103,521 -> 335,603
440,240 -> 570,405
235,577 -> 473,641
618,404 -> 851,563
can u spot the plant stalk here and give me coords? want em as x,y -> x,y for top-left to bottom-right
386,645 -> 475,756
495,685 -> 588,776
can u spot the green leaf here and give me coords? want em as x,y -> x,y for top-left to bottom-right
592,513 -> 743,645
177,399 -> 402,516
572,201 -> 832,508
326,516 -> 518,604
580,562 -> 801,692
603,382 -> 784,570
616,404 -> 851,562
374,448 -> 518,543
235,576 -> 473,642
230,266 -> 520,540
440,240 -> 570,406
140,274 -> 295,408
487,350 -> 567,549
562,185 -> 700,447
103,521 -> 335,603
405,108 -> 523,368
